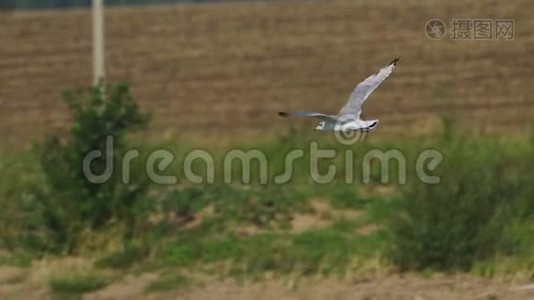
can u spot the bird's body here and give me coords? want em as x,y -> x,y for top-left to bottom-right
315,118 -> 379,132
278,57 -> 400,133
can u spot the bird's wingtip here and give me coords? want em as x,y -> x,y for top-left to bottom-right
278,111 -> 289,117
390,56 -> 401,66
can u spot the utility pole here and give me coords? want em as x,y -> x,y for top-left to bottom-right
92,0 -> 105,85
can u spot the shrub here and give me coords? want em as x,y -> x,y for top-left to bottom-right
33,82 -> 150,253
388,137 -> 526,271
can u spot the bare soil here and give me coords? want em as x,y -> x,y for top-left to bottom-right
1,0 -> 533,151
2,265 -> 534,300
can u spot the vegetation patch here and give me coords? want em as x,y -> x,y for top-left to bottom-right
49,273 -> 112,297
145,273 -> 189,293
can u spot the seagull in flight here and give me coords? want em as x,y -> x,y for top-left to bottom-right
279,57 -> 400,132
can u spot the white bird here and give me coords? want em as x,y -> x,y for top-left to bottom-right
278,57 -> 400,132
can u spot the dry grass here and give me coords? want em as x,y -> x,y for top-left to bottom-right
0,0 -> 533,152
0,253 -> 531,299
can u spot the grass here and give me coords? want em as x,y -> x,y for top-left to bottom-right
49,273 -> 112,297
156,223 -> 389,280
1,128 -> 534,293
94,244 -> 150,270
3,271 -> 27,285
330,188 -> 371,210
0,251 -> 35,268
145,273 -> 189,292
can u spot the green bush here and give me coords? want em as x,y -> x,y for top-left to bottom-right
0,153 -> 45,252
32,82 -> 150,253
388,137 -> 529,271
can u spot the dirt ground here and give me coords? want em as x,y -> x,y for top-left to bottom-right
2,265 -> 534,300
143,275 -> 534,300
1,197 -> 532,299
1,0 -> 534,151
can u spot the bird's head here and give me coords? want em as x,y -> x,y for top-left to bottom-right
315,121 -> 325,131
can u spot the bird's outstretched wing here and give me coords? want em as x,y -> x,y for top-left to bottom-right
278,111 -> 338,122
338,57 -> 400,117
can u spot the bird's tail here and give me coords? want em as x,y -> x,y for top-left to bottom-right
278,111 -> 290,117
